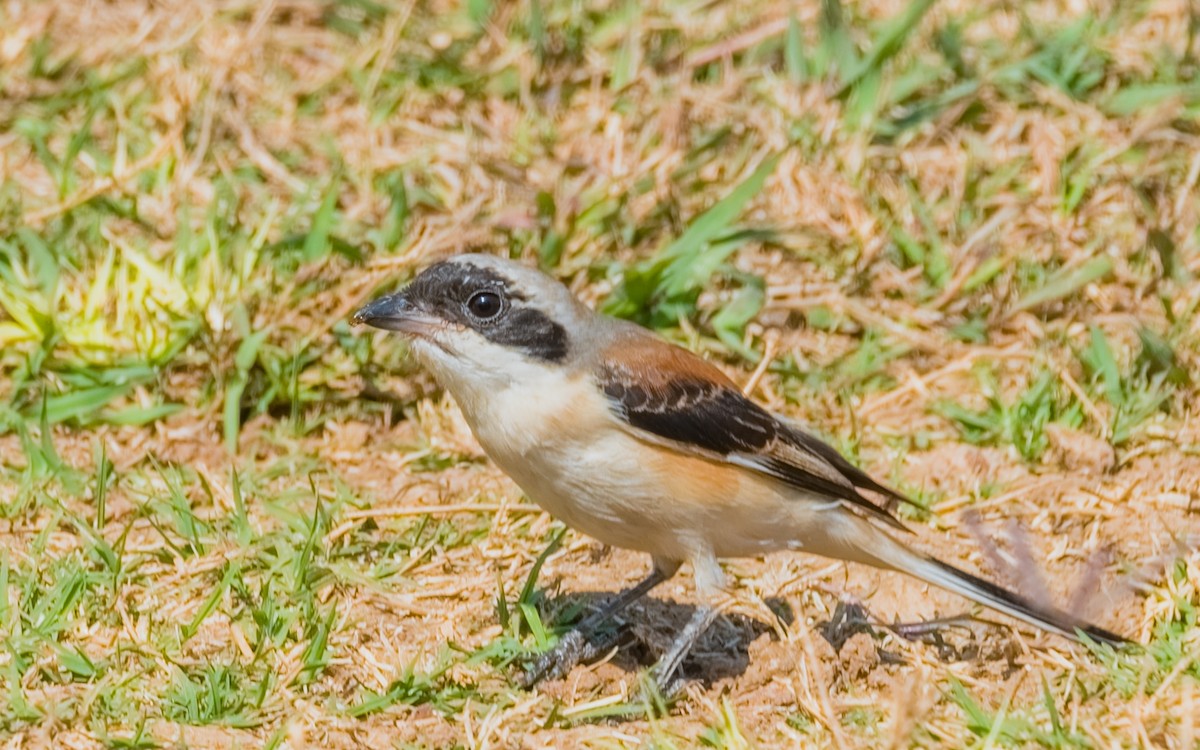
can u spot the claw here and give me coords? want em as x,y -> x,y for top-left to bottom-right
629,605 -> 718,705
513,566 -> 674,689
630,671 -> 683,716
518,627 -> 620,687
519,630 -> 584,687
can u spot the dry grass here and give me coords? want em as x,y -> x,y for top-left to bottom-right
1,0 -> 1199,747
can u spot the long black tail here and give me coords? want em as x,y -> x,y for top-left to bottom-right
920,556 -> 1127,646
853,520 -> 1129,646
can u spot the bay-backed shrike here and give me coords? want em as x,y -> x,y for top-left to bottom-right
353,253 -> 1125,692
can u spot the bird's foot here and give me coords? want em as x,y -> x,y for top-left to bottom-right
629,605 -> 718,709
518,627 -> 617,688
646,655 -> 693,700
626,671 -> 683,717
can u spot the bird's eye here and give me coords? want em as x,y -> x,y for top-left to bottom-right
466,290 -> 503,320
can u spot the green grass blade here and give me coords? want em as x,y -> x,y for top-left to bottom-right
962,256 -> 1005,293
711,281 -> 766,361
818,0 -> 858,79
1087,326 -> 1123,406
223,376 -> 248,454
102,403 -> 183,426
611,1 -> 640,91
183,564 -> 238,642
1103,82 -> 1194,116
1012,256 -> 1113,314
40,384 -> 132,425
518,526 -> 566,609
303,179 -> 340,262
837,0 -> 938,95
657,153 -> 782,296
785,12 -> 809,83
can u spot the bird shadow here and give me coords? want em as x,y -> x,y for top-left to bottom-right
525,589 -> 1013,696
531,590 -> 796,686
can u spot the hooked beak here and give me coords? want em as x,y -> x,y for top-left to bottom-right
351,292 -> 443,337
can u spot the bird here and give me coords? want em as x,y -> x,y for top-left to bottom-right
352,253 -> 1126,693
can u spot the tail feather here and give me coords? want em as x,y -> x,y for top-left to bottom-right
855,523 -> 1128,647
913,555 -> 1127,647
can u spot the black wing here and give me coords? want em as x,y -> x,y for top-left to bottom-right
599,363 -> 913,531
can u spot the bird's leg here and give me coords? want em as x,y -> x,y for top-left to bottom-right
646,604 -> 719,699
519,558 -> 679,687
640,548 -> 724,700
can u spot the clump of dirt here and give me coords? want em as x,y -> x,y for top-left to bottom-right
837,632 -> 880,680
1045,423 -> 1116,473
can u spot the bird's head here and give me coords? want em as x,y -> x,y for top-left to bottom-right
352,254 -> 588,390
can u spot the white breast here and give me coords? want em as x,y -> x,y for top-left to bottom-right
442,365 -> 690,556
411,337 -> 829,564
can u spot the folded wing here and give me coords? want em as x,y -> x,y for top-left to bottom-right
596,339 -> 914,531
